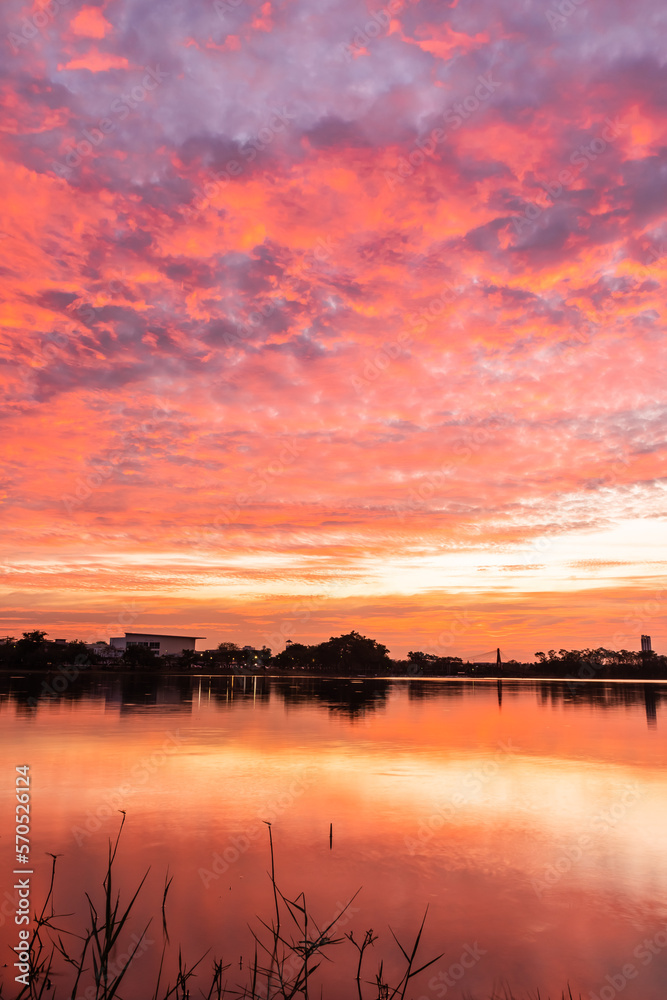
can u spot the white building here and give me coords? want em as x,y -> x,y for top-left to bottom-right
110,633 -> 205,656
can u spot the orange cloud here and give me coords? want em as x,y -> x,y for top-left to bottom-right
69,7 -> 113,39
60,50 -> 130,71
1,0 -> 665,657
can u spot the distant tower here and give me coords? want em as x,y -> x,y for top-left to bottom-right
640,635 -> 653,674
496,647 -> 502,666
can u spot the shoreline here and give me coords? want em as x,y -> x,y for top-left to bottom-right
2,667 -> 666,683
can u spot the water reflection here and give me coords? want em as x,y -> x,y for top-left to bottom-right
644,683 -> 658,728
0,673 -> 666,1000
1,671 -> 666,729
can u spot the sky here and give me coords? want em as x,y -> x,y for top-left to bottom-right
0,0 -> 666,659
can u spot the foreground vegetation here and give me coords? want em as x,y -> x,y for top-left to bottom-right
2,817 -> 448,1000
1,817 -> 587,1000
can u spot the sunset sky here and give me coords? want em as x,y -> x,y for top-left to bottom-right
1,0 -> 665,659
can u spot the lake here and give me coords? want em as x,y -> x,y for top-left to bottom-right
1,673 -> 666,1000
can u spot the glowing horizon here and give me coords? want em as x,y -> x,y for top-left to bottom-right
1,0 -> 665,659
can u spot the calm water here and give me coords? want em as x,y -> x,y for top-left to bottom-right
1,674 -> 666,1000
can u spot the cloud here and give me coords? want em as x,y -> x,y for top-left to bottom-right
1,0 -> 665,653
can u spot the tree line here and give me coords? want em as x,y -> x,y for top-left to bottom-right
0,630 -> 665,678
